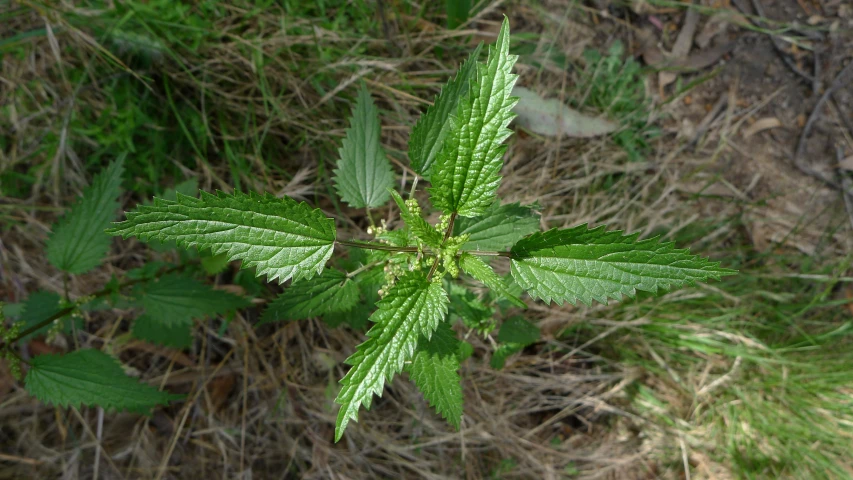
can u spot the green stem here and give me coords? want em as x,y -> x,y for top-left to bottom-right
469,250 -> 512,258
1,263 -> 188,350
365,208 -> 376,228
427,212 -> 457,281
335,239 -> 419,253
346,260 -> 383,279
408,175 -> 419,198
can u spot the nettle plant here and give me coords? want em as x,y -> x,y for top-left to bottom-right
1,19 -> 733,441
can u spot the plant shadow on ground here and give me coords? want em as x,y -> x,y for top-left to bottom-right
2,0 -> 853,478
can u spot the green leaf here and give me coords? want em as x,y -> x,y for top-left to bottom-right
107,191 -> 336,284
490,344 -> 523,370
448,283 -> 495,335
19,291 -> 79,340
2,302 -> 23,319
491,316 -> 539,370
334,271 -> 448,441
458,253 -> 525,308
200,252 -> 230,275
25,349 -> 182,414
46,156 -> 125,274
388,189 -> 443,249
405,322 -> 463,428
454,201 -> 540,251
510,224 -> 736,305
429,18 -> 518,217
132,274 -> 249,348
161,178 -> 199,201
260,269 -> 359,324
408,43 -> 482,177
132,315 -> 193,349
497,316 -> 540,345
333,85 -> 395,209
323,301 -> 372,330
323,264 -> 385,330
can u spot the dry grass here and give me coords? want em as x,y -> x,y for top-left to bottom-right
2,0 -> 853,479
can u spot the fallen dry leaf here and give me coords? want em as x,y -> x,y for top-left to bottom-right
27,339 -> 64,356
839,156 -> 853,171
215,284 -> 247,296
511,86 -> 618,138
645,42 -> 735,71
672,7 -> 700,58
659,6 -> 700,89
204,373 -> 237,413
744,117 -> 783,138
695,10 -> 750,48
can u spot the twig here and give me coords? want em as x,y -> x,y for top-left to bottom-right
795,60 -> 853,191
837,146 -> 853,231
93,407 -> 104,480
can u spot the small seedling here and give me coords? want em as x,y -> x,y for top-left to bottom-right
1,19 -> 734,442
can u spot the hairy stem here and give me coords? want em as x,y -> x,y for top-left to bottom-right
468,250 -> 512,257
365,208 -> 376,228
346,260 -> 383,279
408,175 -> 419,198
1,263 -> 188,350
427,212 -> 457,281
336,239 -> 420,253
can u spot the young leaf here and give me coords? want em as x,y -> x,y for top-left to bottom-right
388,189 -> 443,249
409,43 -> 483,178
510,224 -> 736,305
491,316 -> 539,369
429,18 -> 518,217
405,322 -> 464,428
333,85 -> 395,209
46,156 -> 125,274
454,201 -> 540,251
458,253 -> 525,308
260,269 -> 359,324
25,349 -> 181,414
107,191 -> 336,284
132,274 -> 249,348
334,271 -> 448,441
